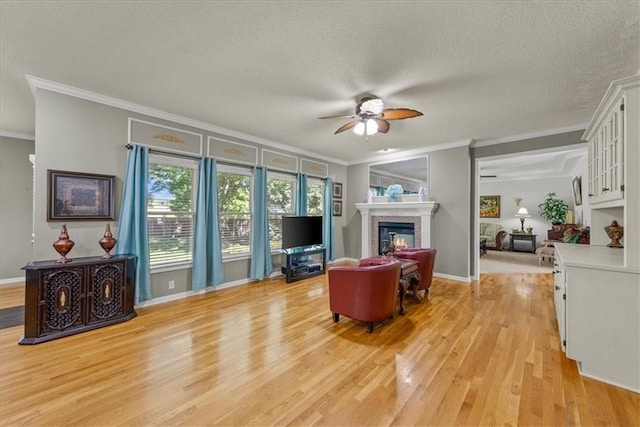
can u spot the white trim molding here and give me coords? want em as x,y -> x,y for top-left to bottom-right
471,123 -> 588,148
0,130 -> 35,141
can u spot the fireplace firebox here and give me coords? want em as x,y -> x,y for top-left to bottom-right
378,222 -> 415,255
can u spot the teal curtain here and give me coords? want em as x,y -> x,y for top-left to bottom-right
323,177 -> 335,261
115,144 -> 151,304
295,173 -> 308,216
249,166 -> 273,279
192,157 -> 224,290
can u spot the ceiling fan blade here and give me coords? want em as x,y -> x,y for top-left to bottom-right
334,121 -> 358,134
374,119 -> 390,134
381,108 -> 423,120
318,114 -> 357,120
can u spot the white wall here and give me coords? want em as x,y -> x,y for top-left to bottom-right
0,136 -> 34,279
480,176 -> 574,247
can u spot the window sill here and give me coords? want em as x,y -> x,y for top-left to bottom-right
150,261 -> 192,274
150,251 -> 286,272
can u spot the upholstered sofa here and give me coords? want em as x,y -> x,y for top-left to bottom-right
547,224 -> 590,244
479,223 -> 508,251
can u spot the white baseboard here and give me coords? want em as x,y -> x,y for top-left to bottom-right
577,363 -> 640,394
132,264 -> 471,309
333,257 -> 359,263
433,272 -> 471,283
0,277 -> 23,286
136,277 -> 255,308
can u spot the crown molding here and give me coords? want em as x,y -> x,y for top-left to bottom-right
480,173 -> 574,183
0,129 -> 35,141
471,123 -> 588,148
25,75 -> 348,166
582,74 -> 640,141
348,139 -> 472,166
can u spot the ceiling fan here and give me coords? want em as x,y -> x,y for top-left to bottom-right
318,97 -> 423,137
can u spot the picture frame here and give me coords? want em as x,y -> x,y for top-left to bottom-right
332,200 -> 343,217
47,170 -> 115,221
572,176 -> 582,206
479,195 -> 500,218
332,182 -> 343,199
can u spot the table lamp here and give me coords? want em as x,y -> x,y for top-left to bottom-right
515,207 -> 531,232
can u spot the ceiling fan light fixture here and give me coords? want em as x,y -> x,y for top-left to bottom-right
320,96 -> 421,137
366,118 -> 378,136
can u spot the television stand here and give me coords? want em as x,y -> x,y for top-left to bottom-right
282,247 -> 326,283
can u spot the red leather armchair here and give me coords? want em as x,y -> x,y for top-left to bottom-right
328,259 -> 401,333
395,248 -> 437,300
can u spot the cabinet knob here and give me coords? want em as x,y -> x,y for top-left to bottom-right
602,188 -> 609,191
554,270 -> 561,274
555,285 -> 560,290
588,193 -> 593,196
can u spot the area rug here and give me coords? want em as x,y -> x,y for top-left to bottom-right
480,250 -> 553,274
0,306 -> 24,329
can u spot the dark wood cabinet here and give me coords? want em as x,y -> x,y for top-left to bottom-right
20,254 -> 136,344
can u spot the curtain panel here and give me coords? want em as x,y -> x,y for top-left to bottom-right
192,157 -> 224,289
115,144 -> 152,304
249,166 -> 273,279
323,177 -> 335,261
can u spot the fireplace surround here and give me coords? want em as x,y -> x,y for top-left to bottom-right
355,200 -> 439,258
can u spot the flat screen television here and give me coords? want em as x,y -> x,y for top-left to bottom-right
281,215 -> 323,249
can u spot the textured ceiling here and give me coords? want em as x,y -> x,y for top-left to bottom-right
1,1 -> 639,164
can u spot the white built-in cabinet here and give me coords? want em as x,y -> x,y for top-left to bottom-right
587,95 -> 624,204
582,74 -> 639,267
551,74 -> 640,394
554,244 -> 639,393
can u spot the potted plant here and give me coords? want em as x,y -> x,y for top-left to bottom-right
538,192 -> 569,228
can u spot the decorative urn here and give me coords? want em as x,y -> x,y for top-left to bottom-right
99,223 -> 117,258
52,224 -> 75,263
605,220 -> 624,248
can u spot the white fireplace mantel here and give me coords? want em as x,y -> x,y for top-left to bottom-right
355,201 -> 439,257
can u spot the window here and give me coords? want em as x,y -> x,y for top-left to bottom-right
218,165 -> 252,257
307,178 -> 324,215
267,172 -> 295,250
147,155 -> 198,267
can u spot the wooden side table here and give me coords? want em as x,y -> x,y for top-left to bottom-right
509,233 -> 537,253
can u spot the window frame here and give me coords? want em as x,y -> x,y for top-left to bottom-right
217,164 -> 253,260
147,153 -> 199,271
267,171 -> 297,252
306,177 -> 325,216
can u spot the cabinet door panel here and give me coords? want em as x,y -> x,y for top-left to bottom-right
588,97 -> 625,205
41,268 -> 84,334
87,262 -> 126,324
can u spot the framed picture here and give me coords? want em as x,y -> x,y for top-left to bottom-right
332,200 -> 343,216
48,170 -> 115,221
479,195 -> 500,218
332,182 -> 343,199
572,176 -> 582,206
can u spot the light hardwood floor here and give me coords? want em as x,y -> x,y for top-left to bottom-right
1,271 -> 638,426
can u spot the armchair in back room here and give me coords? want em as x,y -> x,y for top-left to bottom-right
479,223 -> 508,251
